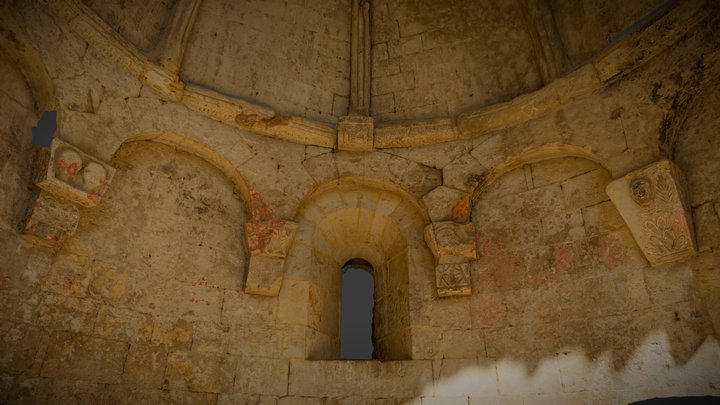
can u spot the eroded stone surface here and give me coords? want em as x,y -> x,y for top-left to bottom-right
245,255 -> 286,296
21,191 -> 80,247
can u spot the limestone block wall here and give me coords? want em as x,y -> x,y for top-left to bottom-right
181,0 -> 351,122
83,0 -> 176,54
371,0 -> 541,121
0,0 -> 720,404
550,0 -> 665,66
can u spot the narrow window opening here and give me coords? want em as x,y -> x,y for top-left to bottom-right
339,258 -> 374,359
31,111 -> 56,147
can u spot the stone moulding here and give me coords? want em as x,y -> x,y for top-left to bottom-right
244,219 -> 298,296
182,84 -> 275,127
606,160 -> 697,266
22,138 -> 115,248
424,221 -> 477,297
49,0 -> 707,149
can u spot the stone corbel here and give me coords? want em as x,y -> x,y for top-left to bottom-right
22,138 -> 115,247
424,221 -> 477,297
244,219 -> 298,296
606,160 -> 696,266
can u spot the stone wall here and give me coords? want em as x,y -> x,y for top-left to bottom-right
550,0 -> 664,66
1,1 -> 719,404
181,0 -> 351,122
83,0 -> 176,54
371,0 -> 541,121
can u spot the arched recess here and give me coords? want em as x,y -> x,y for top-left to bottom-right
283,177 -> 431,361
469,150 -> 716,368
122,131 -> 253,217
470,144 -> 610,204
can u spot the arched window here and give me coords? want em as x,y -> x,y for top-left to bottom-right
340,259 -> 374,359
287,182 -> 430,361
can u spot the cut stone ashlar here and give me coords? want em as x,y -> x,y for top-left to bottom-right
245,255 -> 286,297
37,138 -> 116,207
606,159 -> 696,266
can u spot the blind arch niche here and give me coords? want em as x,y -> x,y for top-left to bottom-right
287,178 -> 430,360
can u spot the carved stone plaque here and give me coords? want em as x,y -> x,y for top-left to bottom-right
606,160 -> 696,266
436,263 -> 471,297
37,138 -> 116,207
337,115 -> 374,152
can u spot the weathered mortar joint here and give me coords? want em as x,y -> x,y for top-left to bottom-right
244,219 -> 298,296
337,115 -> 374,152
424,221 -> 477,297
21,138 -> 115,247
606,159 -> 697,266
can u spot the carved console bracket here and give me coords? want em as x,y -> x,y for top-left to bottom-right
424,221 -> 477,297
22,138 -> 115,247
606,160 -> 696,266
244,219 -> 298,296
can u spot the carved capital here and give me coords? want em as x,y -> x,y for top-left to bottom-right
21,191 -> 80,248
37,138 -> 115,207
338,115 -> 374,152
424,221 -> 477,263
606,160 -> 696,266
245,219 -> 298,258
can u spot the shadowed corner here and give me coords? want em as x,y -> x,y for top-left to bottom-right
31,110 -> 56,147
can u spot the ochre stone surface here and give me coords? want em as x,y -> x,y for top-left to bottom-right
1,0 -> 719,403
